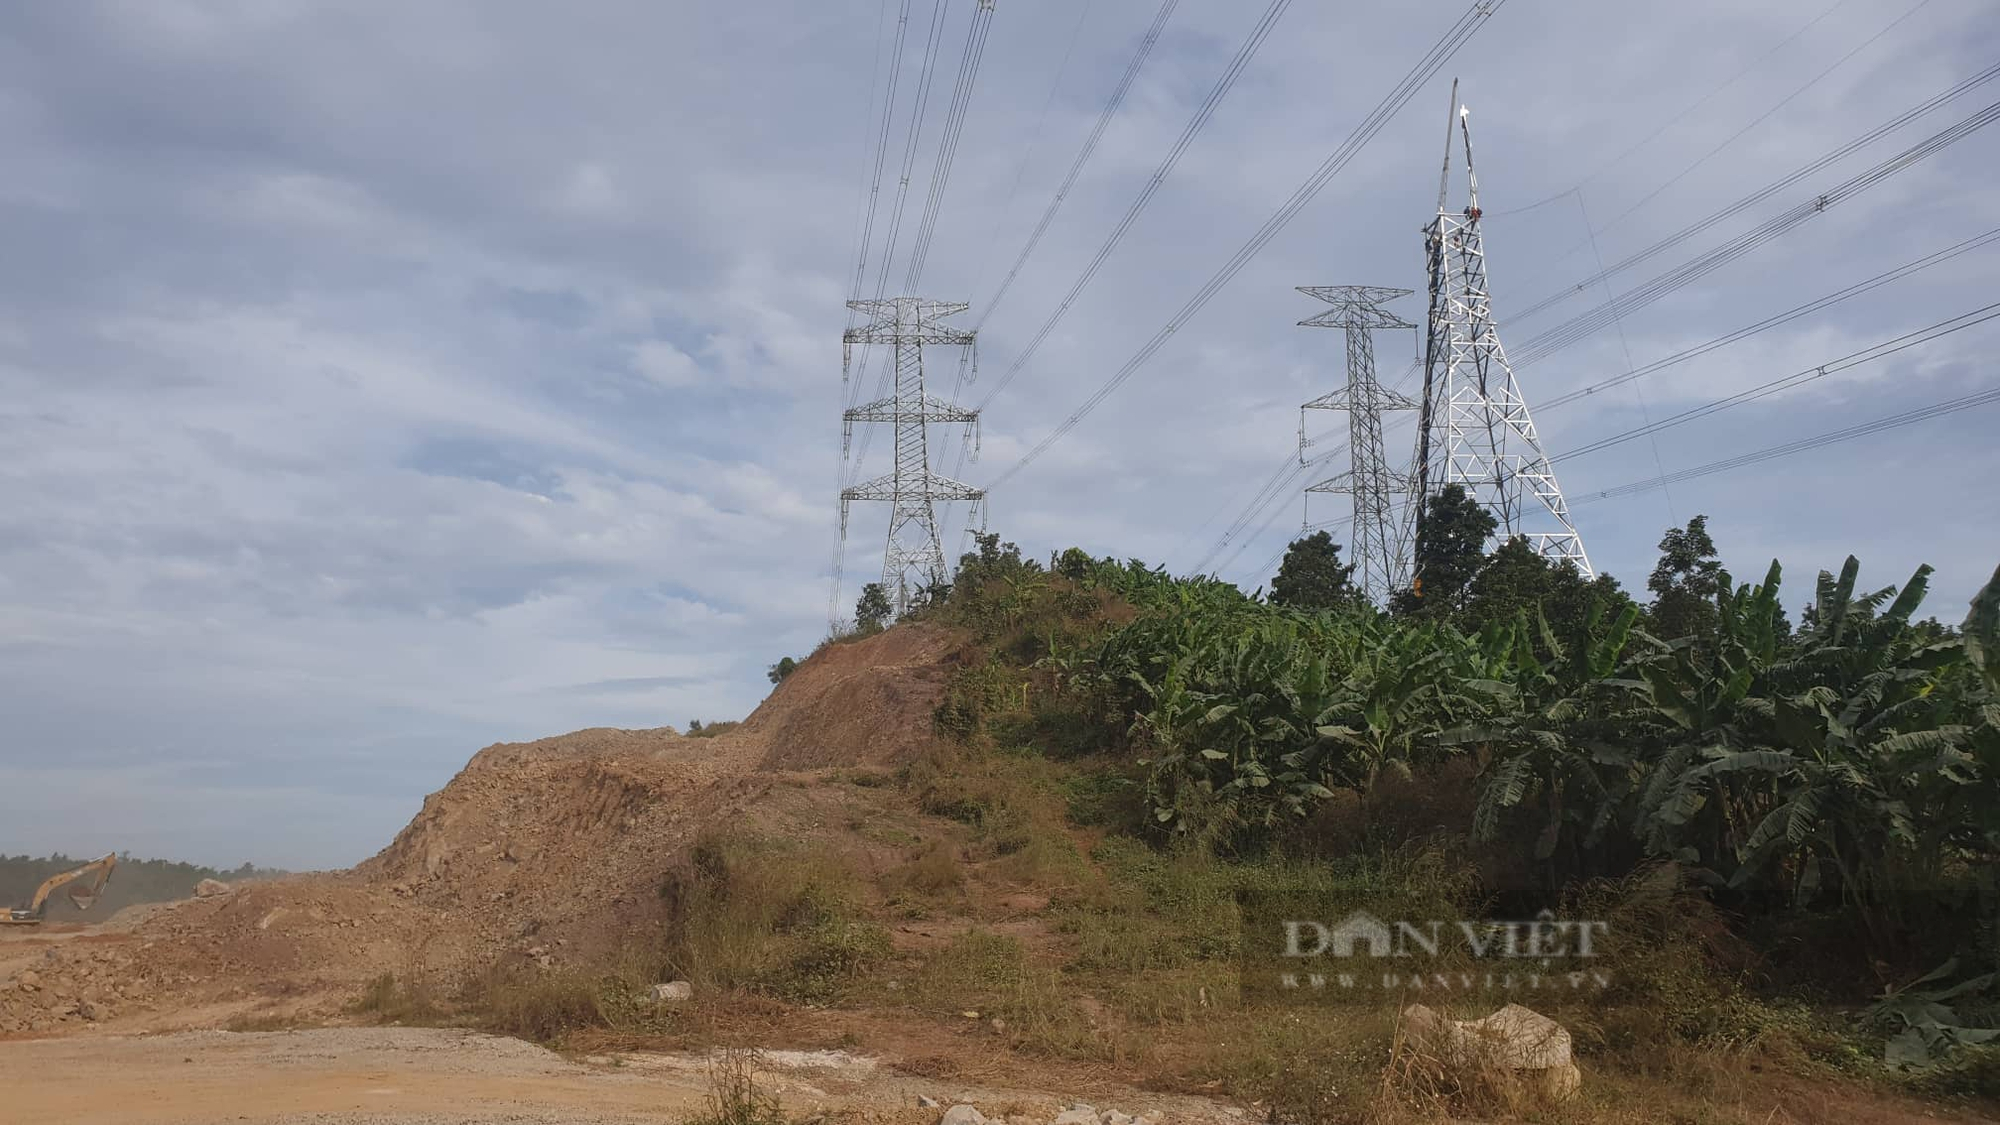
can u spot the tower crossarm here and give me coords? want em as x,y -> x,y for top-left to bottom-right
843,393 -> 979,424
840,468 -> 984,504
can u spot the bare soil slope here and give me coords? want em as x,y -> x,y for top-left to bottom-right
0,626 -> 961,1037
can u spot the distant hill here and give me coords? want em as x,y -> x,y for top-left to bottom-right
0,853 -> 290,921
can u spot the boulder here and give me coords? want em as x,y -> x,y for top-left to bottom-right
1401,1003 -> 1579,1101
193,879 -> 232,898
938,1105 -> 987,1125
649,981 -> 693,1002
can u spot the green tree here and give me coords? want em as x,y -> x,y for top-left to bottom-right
1391,484 -> 1496,618
766,656 -> 799,685
1463,536 -> 1635,640
1269,530 -> 1360,611
854,583 -> 893,634
1647,515 -> 1725,641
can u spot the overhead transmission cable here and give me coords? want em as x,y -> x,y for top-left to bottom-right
968,0 -> 1295,417
904,0 -> 1000,289
1573,384 -> 2000,506
830,0 -> 918,624
936,0 -> 1179,528
1506,62 -> 2000,328
1509,93 -> 2000,371
1541,224 -> 2000,410
982,0 -> 1511,498
1550,300 -> 2000,464
1488,0 -> 1859,218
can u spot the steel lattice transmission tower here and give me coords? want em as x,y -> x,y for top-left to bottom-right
840,297 -> 983,612
1298,286 -> 1418,603
1411,91 -> 1591,579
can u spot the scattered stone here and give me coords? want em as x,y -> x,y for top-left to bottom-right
916,1095 -> 941,1109
649,981 -> 693,1002
939,1105 -> 987,1125
1105,1112 -> 1134,1125
16,971 -> 39,992
193,879 -> 232,898
526,946 -> 548,958
1051,1108 -> 1097,1125
76,1000 -> 98,1021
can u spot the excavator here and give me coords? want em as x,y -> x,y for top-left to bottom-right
4,853 -> 118,925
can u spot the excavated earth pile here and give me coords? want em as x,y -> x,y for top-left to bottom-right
0,625 -> 962,1037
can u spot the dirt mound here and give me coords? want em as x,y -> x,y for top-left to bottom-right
2,624 -> 964,1036
745,626 -> 963,770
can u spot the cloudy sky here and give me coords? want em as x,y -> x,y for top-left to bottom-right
2,0 -> 1995,869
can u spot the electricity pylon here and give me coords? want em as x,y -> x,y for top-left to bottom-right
840,297 -> 983,613
1298,285 -> 1418,603
1410,87 -> 1590,580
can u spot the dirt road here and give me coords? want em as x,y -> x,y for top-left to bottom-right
0,1027 -> 1209,1125
0,1028 -> 791,1124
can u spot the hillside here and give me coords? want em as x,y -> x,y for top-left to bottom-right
3,535 -> 1999,1125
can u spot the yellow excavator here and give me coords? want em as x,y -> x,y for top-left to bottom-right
4,853 -> 118,925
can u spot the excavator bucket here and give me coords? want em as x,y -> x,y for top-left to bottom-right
66,886 -> 100,912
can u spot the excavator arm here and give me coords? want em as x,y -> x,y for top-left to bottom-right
5,853 -> 118,925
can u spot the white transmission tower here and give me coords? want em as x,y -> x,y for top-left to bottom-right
840,297 -> 983,612
1411,89 -> 1591,579
1299,285 -> 1418,603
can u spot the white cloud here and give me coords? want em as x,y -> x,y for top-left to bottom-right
0,0 -> 1994,867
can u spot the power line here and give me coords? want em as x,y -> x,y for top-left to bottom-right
937,0 -> 1179,529
1572,383 -> 2000,505
1487,0 -> 1859,218
904,0 -> 1000,290
1540,224 -> 2000,411
1507,62 -> 2000,328
830,0 -> 919,626
1519,0 -> 1936,277
971,0 -> 1296,415
1552,300 -> 2000,464
984,0 -> 1510,496
1510,94 -> 2000,371
974,0 -> 1180,330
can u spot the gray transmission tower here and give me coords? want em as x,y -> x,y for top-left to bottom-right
1411,91 -> 1590,581
840,297 -> 983,613
1298,286 -> 1418,603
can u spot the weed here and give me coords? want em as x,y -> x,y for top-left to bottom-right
351,971 -> 444,1025
892,840 -> 966,896
659,833 -> 889,1005
689,1048 -> 789,1125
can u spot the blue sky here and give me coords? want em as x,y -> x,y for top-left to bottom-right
2,0 -> 1996,868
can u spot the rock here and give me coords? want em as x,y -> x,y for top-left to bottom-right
1400,1003 -> 1579,1102
1051,1109 -> 1097,1125
1137,1113 -> 1163,1125
526,946 -> 548,958
939,1105 -> 987,1125
15,971 -> 39,992
76,1000 -> 98,1021
916,1095 -> 941,1109
193,879 -> 232,898
648,981 -> 693,1002
1105,1112 -> 1134,1125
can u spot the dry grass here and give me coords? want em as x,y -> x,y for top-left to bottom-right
351,970 -> 445,1025
689,1048 -> 790,1125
